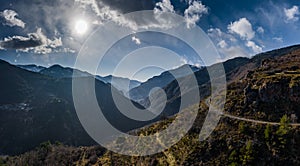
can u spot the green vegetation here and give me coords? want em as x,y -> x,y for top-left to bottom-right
276,115 -> 290,146
5,109 -> 299,165
0,157 -> 7,166
240,140 -> 254,165
264,124 -> 270,139
228,150 -> 238,166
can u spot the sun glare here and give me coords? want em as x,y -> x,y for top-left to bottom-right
75,20 -> 88,35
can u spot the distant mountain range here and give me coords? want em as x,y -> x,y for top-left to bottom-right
17,64 -> 46,73
17,64 -> 141,95
39,65 -> 91,78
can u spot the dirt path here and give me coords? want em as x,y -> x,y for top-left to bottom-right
222,113 -> 300,127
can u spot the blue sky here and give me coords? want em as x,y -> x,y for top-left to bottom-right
0,0 -> 299,81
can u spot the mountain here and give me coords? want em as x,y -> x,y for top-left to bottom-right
39,64 -> 91,78
97,75 -> 141,95
135,45 -> 300,116
128,64 -> 200,102
17,64 -> 46,73
20,64 -> 140,96
0,60 -> 155,155
226,48 -> 300,121
102,75 -> 141,90
4,45 -> 300,165
40,65 -> 140,94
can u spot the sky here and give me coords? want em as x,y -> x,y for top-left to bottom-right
0,0 -> 300,81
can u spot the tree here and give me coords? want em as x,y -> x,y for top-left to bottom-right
264,124 -> 272,151
240,140 -> 253,165
276,115 -> 290,147
264,124 -> 271,141
238,122 -> 246,134
229,150 -> 239,166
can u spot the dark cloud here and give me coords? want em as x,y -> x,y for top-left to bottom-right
0,28 -> 68,54
0,35 -> 43,50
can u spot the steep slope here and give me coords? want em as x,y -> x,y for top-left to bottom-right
141,45 -> 300,116
128,64 -> 199,102
138,57 -> 251,116
0,60 -> 153,155
225,48 -> 300,122
101,75 -> 141,95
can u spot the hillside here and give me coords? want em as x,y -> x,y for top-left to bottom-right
139,45 -> 300,117
2,46 -> 300,165
0,60 -> 153,155
128,64 -> 200,103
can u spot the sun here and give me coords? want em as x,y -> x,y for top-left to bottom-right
75,20 -> 88,35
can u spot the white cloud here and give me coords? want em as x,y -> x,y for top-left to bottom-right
75,0 -> 208,30
177,55 -> 202,68
152,0 -> 180,29
217,40 -> 228,48
246,41 -> 263,53
75,0 -> 102,17
228,18 -> 255,40
184,0 -> 193,5
29,28 -> 64,54
208,28 -> 237,44
284,6 -> 299,22
0,9 -> 25,28
273,37 -> 283,43
220,46 -> 249,59
179,56 -> 188,65
207,28 -> 249,60
227,18 -> 263,54
208,28 -> 222,37
257,27 -> 264,34
154,0 -> 175,13
184,1 -> 208,29
75,0 -> 136,29
0,28 -> 74,54
131,36 -> 141,45
75,0 -> 178,30
208,27 -> 263,58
